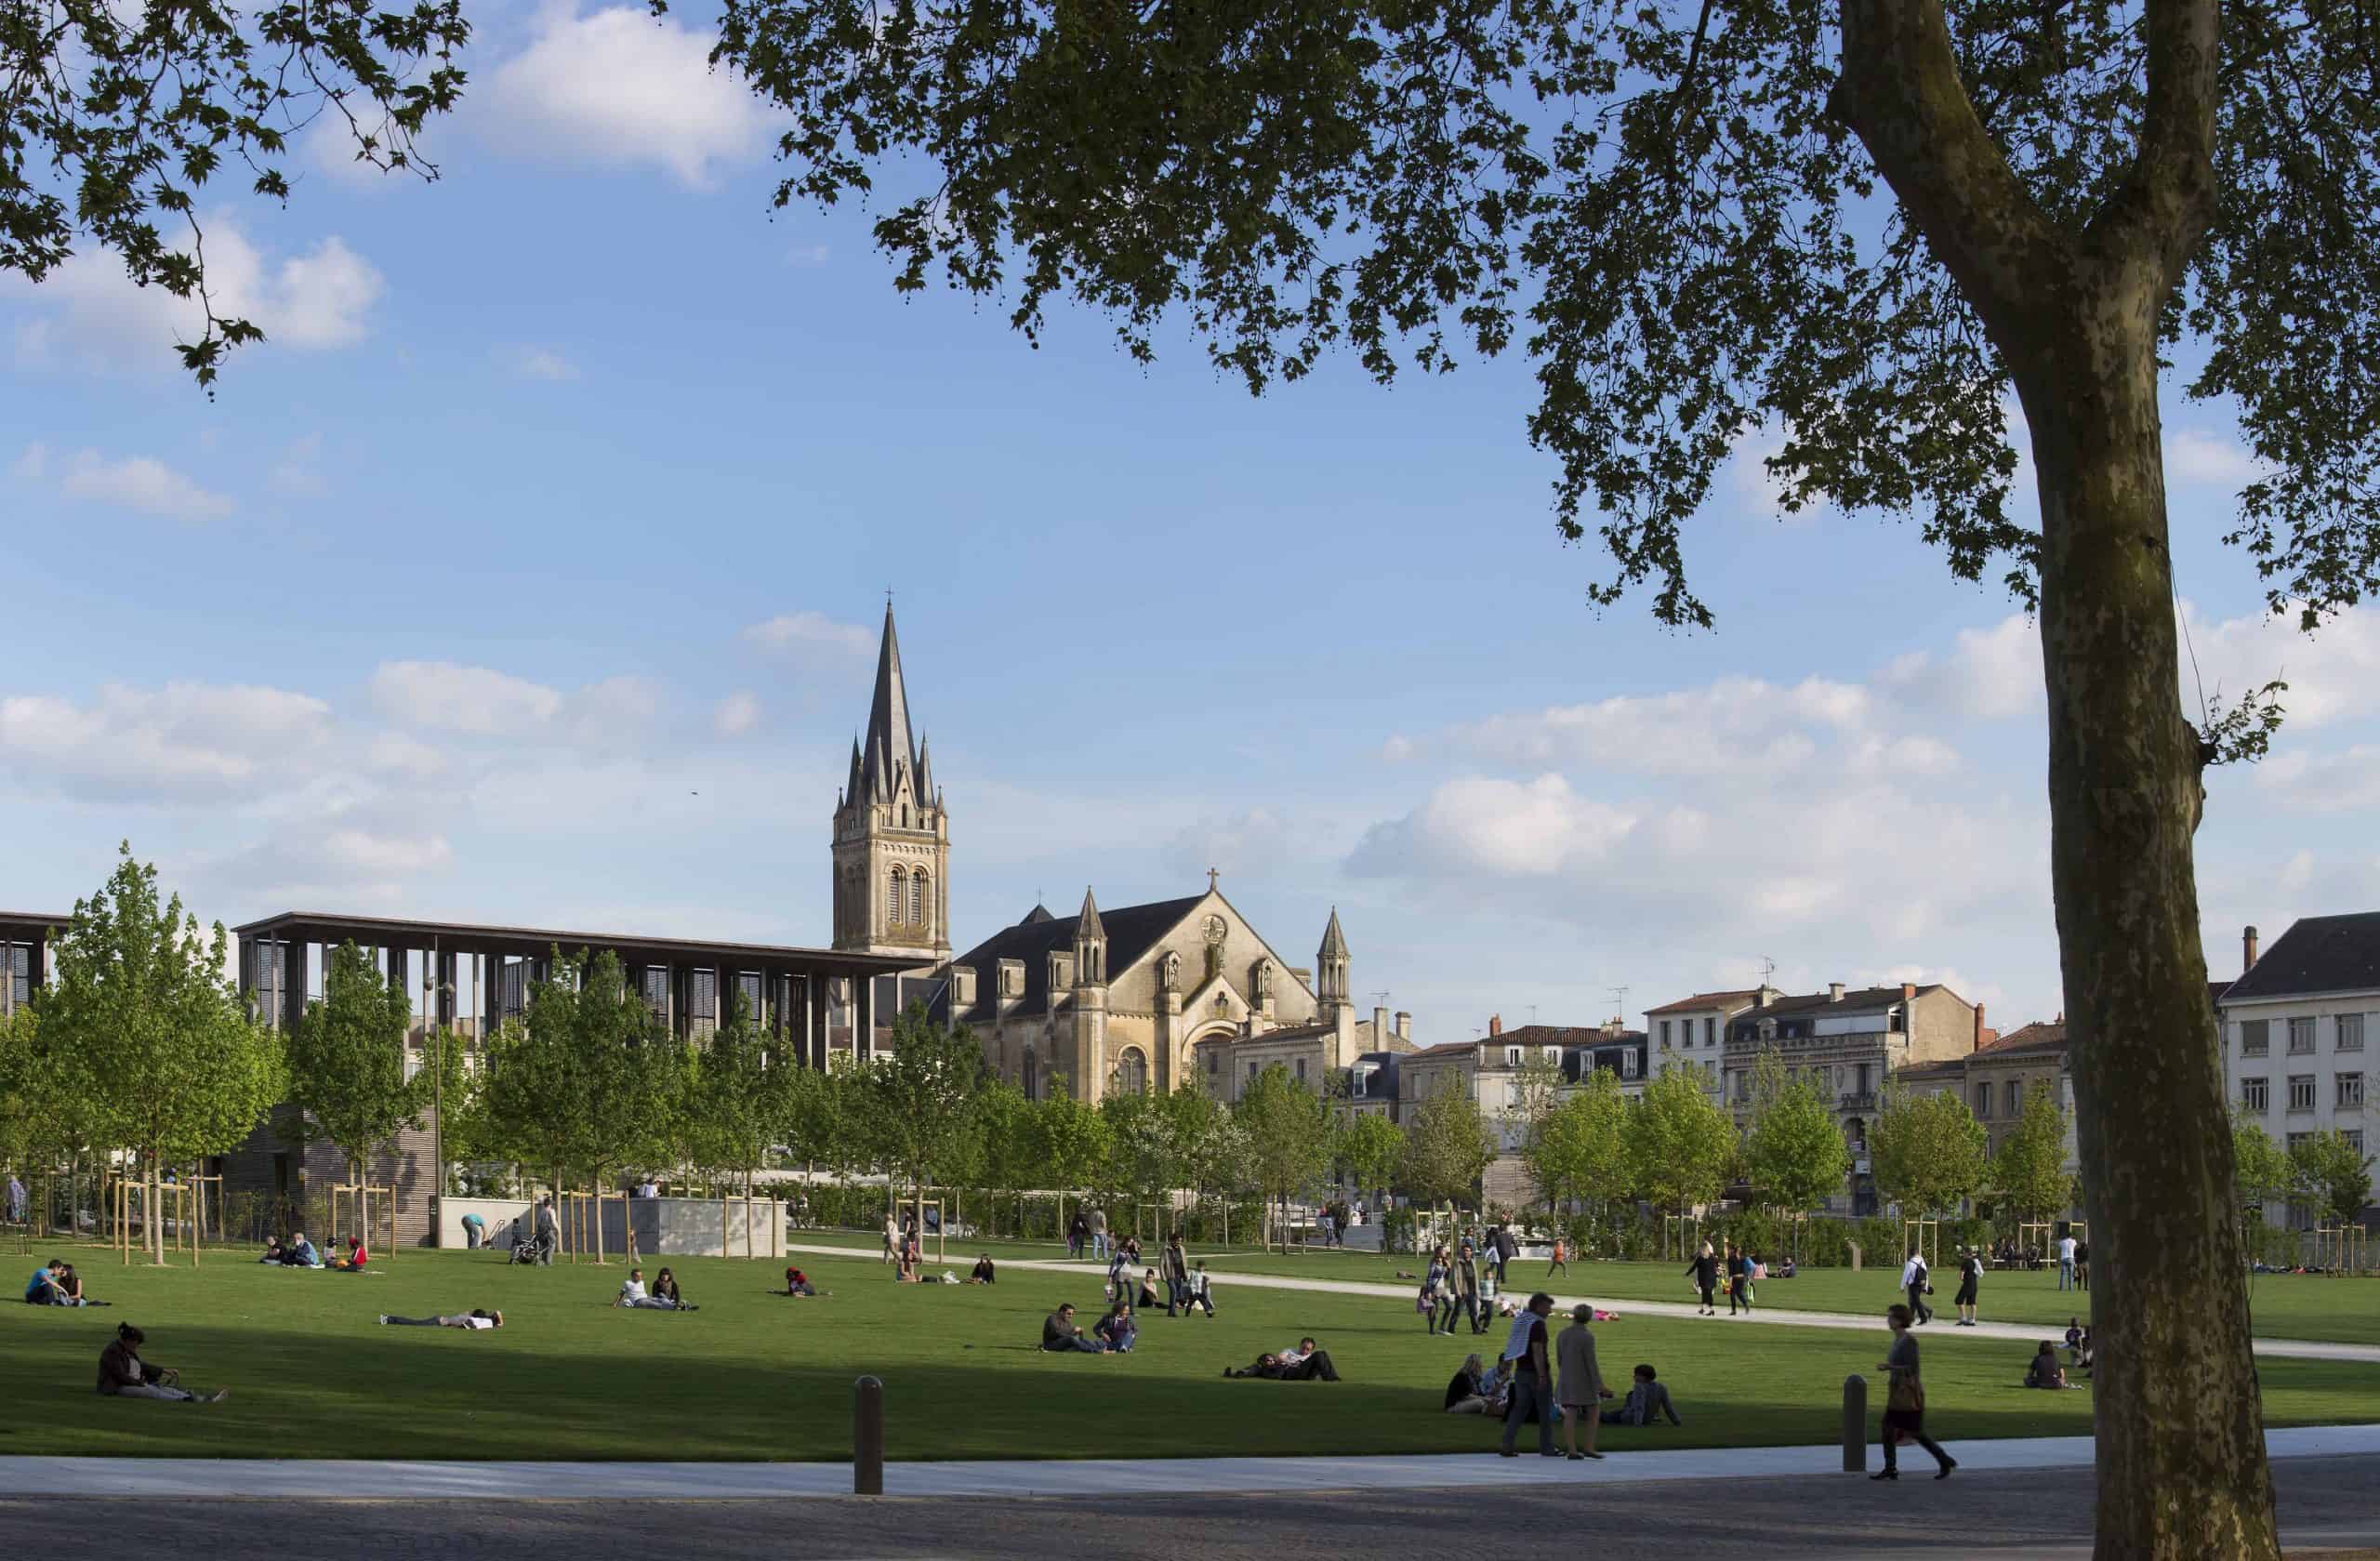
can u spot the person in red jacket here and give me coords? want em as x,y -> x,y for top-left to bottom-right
333,1236 -> 368,1271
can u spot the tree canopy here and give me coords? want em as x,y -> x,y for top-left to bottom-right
1396,1078 -> 1494,1209
1740,1052 -> 1850,1215
284,940 -> 431,1184
1625,1067 -> 1734,1216
1869,1084 -> 1989,1220
1990,1083 -> 2079,1225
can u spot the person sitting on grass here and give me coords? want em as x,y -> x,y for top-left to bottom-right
332,1236 -> 368,1272
1041,1303 -> 1109,1354
25,1260 -> 69,1305
968,1254 -> 997,1285
895,1249 -> 922,1283
1094,1301 -> 1138,1354
258,1237 -> 285,1265
2026,1342 -> 2070,1389
1135,1267 -> 1162,1310
58,1264 -> 105,1307
651,1267 -> 688,1308
2077,1328 -> 2096,1376
1609,1363 -> 1683,1426
1445,1352 -> 1495,1414
286,1233 -> 324,1268
615,1266 -> 692,1310
381,1309 -> 504,1329
2064,1317 -> 2083,1362
782,1267 -> 823,1298
1183,1261 -> 1215,1317
97,1323 -> 227,1402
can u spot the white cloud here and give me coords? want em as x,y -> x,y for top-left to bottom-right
482,5 -> 773,189
11,443 -> 48,480
29,448 -> 236,522
3,216 -> 382,372
1163,808 -> 1308,880
742,610 -> 876,661
368,660 -> 663,743
365,732 -> 450,777
2253,746 -> 2380,814
715,691 -> 762,735
1349,774 -> 1636,878
501,345 -> 579,381
787,243 -> 831,268
2168,430 -> 2258,489
1454,675 -> 1872,776
1878,614 -> 2042,721
2182,599 -> 2380,732
0,681 -> 333,800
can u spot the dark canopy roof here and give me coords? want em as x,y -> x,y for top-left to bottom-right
229,911 -> 913,981
2222,912 -> 2380,1001
950,894 -> 1205,1019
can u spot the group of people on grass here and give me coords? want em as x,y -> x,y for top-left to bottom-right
24,1258 -> 104,1307
257,1233 -> 367,1270
1683,1240 -> 1770,1316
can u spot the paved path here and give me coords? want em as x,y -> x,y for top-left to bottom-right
789,1242 -> 2380,1363
4,1424 -> 2373,1500
3,1457 -> 2375,1560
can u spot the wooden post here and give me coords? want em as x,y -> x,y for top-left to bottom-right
723,1194 -> 733,1260
1842,1375 -> 1867,1472
853,1375 -> 885,1495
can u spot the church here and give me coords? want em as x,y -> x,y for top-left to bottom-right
829,604 -> 1413,1100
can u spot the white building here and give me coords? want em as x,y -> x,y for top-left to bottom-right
2219,917 -> 2377,1228
1644,987 -> 1762,1100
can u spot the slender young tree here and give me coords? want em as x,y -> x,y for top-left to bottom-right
2288,1131 -> 2374,1232
1741,1052 -> 1853,1230
692,3 -> 2380,1548
1335,1109 -> 1406,1205
42,845 -> 284,1262
1397,1080 -> 1495,1213
284,940 -> 432,1197
861,1002 -> 988,1228
1991,1085 -> 2081,1227
2228,1110 -> 2294,1265
1523,1067 -> 1631,1224
1232,1064 -> 1335,1250
1869,1085 -> 1990,1221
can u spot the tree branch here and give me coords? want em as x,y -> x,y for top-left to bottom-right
1830,0 -> 2068,368
2085,0 -> 2219,288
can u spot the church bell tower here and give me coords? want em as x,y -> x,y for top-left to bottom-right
831,603 -> 951,963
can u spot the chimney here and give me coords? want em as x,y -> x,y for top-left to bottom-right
1395,1011 -> 1410,1040
1488,1013 -> 1503,1038
1373,1006 -> 1390,1043
2243,924 -> 2259,973
1973,1002 -> 1986,1052
1829,982 -> 1845,1002
1901,982 -> 1917,1002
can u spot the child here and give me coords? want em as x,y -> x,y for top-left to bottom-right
2064,1316 -> 2083,1361
1183,1260 -> 1216,1316
1610,1364 -> 1682,1426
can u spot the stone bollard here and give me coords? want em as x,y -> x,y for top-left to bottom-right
1842,1374 -> 1867,1472
853,1375 -> 885,1495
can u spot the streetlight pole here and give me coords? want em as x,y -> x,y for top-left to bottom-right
426,936 -> 444,1243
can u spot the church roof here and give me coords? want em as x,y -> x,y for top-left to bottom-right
859,603 -> 920,805
1318,906 -> 1348,959
951,894 -> 1207,1021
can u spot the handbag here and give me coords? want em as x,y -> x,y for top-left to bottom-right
1886,1375 -> 1925,1414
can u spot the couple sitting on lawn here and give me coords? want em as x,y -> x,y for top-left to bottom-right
1225,1336 -> 1340,1381
1041,1301 -> 1142,1353
615,1267 -> 696,1311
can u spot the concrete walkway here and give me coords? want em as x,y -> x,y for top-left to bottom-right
3,1423 -> 2373,1501
788,1243 -> 2380,1364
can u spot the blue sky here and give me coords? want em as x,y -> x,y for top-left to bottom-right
5,0 -> 2376,1041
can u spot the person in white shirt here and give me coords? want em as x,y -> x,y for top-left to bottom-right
614,1267 -> 681,1309
2056,1232 -> 2078,1291
381,1309 -> 503,1329
1899,1251 -> 1934,1326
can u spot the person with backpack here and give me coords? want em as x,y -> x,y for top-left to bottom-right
1900,1249 -> 1935,1326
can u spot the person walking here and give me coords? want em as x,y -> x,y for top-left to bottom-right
1548,1235 -> 1570,1280
881,1210 -> 900,1264
2075,1239 -> 2090,1291
1066,1207 -> 1088,1260
1554,1303 -> 1611,1460
1091,1205 -> 1110,1263
1498,1292 -> 1561,1458
1726,1242 -> 1751,1316
1424,1246 -> 1458,1335
1872,1303 -> 1957,1480
1952,1246 -> 1982,1327
1900,1249 -> 1934,1326
1491,1223 -> 1519,1284
2056,1229 -> 2077,1290
1686,1240 -> 1719,1316
1161,1232 -> 1190,1318
1453,1241 -> 1485,1335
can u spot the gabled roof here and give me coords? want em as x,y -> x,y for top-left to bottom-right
1486,1023 -> 1645,1050
1645,988 -> 1762,1016
1405,1039 -> 1484,1061
950,894 -> 1206,1020
1975,1021 -> 2069,1060
1731,984 -> 1947,1023
2221,913 -> 2380,1001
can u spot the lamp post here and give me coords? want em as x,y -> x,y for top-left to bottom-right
424,937 -> 448,1239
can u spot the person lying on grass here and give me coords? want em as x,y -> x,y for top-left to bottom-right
381,1309 -> 504,1329
98,1323 -> 227,1401
1041,1303 -> 1111,1354
1608,1364 -> 1683,1426
615,1267 -> 695,1310
1225,1337 -> 1340,1381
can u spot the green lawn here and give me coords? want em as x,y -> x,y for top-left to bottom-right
5,1244 -> 2375,1462
789,1228 -> 2380,1345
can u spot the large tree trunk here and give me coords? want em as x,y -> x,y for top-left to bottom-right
2026,325 -> 2280,1561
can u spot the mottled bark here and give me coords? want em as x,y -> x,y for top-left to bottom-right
1836,2 -> 2279,1557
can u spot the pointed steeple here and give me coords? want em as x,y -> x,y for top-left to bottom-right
915,736 -> 935,807
1319,906 -> 1349,959
844,734 -> 864,805
860,602 -> 919,803
1077,886 -> 1105,940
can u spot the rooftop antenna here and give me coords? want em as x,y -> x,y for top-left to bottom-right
1607,986 -> 1628,1018
1759,956 -> 1778,987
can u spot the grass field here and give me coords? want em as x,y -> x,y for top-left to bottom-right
6,1243 -> 2377,1462
789,1229 -> 2380,1345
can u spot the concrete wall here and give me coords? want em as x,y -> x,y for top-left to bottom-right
434,1196 -> 787,1257
437,1197 -> 536,1250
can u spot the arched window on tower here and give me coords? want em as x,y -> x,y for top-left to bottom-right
1115,1047 -> 1148,1096
911,871 -> 926,929
889,866 -> 906,926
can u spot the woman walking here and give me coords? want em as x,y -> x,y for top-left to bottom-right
1424,1246 -> 1458,1335
1726,1242 -> 1751,1316
1685,1240 -> 1719,1316
1952,1246 -> 1982,1327
1872,1303 -> 1956,1480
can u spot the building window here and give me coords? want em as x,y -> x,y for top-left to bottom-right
1247,1061 -> 1257,1080
888,866 -> 906,924
1505,1046 -> 1521,1067
641,966 -> 670,1023
1024,1048 -> 1038,1099
1659,1020 -> 1672,1048
2288,1075 -> 2317,1112
1975,1084 -> 1991,1118
690,969 -> 719,1037
1704,1017 -> 1716,1047
2288,1016 -> 2316,1054
1295,1057 -> 1306,1082
2241,1019 -> 2269,1056
1207,1048 -> 1219,1075
1115,1047 -> 1148,1096
910,872 -> 926,930
2241,1077 -> 2268,1112
3,944 -> 28,1013
2347,1130 -> 2366,1156
2004,1080 -> 2021,1118
2339,1073 -> 2366,1110
2340,1013 -> 2366,1052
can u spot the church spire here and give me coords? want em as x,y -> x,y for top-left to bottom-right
1077,886 -> 1105,940
916,736 -> 936,806
1319,906 -> 1349,959
860,601 -> 918,802
844,734 -> 864,805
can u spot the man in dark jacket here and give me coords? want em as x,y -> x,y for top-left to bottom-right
1453,1242 -> 1486,1334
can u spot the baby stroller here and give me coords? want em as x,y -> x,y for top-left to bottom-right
509,1227 -> 555,1265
